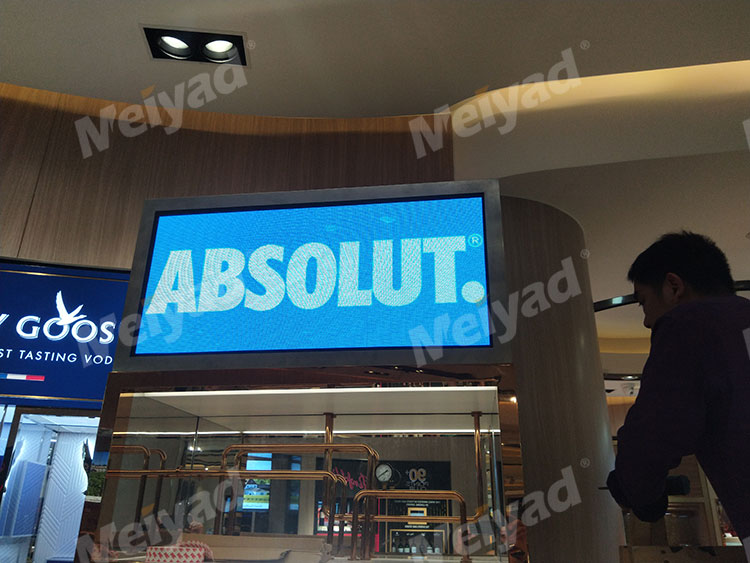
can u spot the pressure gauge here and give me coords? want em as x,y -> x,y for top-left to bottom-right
375,463 -> 393,483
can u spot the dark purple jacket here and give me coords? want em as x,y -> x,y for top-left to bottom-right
614,295 -> 750,540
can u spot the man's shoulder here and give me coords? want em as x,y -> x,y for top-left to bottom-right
650,295 -> 750,351
658,295 -> 750,326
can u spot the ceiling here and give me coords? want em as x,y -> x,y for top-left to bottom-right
3,1 -> 750,118
453,62 -> 750,340
2,0 -> 749,369
21,414 -> 100,434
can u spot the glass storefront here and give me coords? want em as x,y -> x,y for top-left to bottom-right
0,410 -> 99,563
91,385 -> 509,561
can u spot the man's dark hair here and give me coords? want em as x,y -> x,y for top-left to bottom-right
628,231 -> 734,296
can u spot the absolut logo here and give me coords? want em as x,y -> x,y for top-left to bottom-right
145,236 -> 486,315
0,291 -> 117,344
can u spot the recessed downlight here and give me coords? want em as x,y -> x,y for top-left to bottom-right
203,39 -> 238,62
158,35 -> 192,59
144,27 -> 247,65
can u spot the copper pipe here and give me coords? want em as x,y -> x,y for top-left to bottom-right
224,443 -> 379,523
150,449 -> 167,516
110,445 -> 150,469
221,443 -> 379,469
110,445 -> 151,523
149,449 -> 167,465
324,413 -> 334,527
105,468 -> 347,481
110,446 -> 167,521
472,411 -> 485,517
324,412 -> 334,444
220,443 -> 379,548
349,489 -> 470,562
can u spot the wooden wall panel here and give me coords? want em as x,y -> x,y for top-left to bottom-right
501,196 -> 624,562
0,84 -> 60,257
2,88 -> 452,268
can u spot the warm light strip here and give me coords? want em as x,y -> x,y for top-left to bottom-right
112,431 -> 242,436
124,386 -> 497,399
112,428 -> 501,436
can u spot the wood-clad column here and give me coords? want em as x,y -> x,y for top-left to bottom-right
500,196 -> 623,561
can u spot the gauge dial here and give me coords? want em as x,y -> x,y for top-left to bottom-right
375,463 -> 393,482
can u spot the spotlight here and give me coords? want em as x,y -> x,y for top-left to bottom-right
203,39 -> 238,63
158,35 -> 192,59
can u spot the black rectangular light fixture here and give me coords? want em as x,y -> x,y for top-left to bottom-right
143,27 -> 247,65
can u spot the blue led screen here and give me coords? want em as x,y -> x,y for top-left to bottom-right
134,195 -> 491,355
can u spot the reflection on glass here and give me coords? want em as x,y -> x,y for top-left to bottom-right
90,386 -> 506,561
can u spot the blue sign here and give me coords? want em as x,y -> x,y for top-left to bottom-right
0,262 -> 128,409
135,195 -> 491,355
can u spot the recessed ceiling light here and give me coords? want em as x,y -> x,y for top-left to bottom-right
144,27 -> 247,65
203,39 -> 238,62
158,35 -> 192,59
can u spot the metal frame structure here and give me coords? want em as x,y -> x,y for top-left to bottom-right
350,489 -> 471,562
109,445 -> 166,524
101,406 -> 495,558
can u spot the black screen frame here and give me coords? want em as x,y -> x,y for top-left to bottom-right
113,179 -> 508,372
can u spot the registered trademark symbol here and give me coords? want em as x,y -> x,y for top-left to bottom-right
580,249 -> 590,259
580,40 -> 590,50
468,234 -> 483,248
246,39 -> 256,50
580,458 -> 590,468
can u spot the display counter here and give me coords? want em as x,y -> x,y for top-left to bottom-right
83,385 -> 510,562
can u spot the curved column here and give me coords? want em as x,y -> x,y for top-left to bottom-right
500,196 -> 624,561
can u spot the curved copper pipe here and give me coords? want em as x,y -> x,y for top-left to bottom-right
149,448 -> 167,467
110,445 -> 151,470
109,445 -> 154,523
105,468 -> 347,481
148,448 -> 167,516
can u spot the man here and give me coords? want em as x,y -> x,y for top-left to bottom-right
607,232 -> 750,554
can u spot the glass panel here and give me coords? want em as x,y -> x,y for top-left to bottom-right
93,386 -> 507,561
0,413 -> 98,563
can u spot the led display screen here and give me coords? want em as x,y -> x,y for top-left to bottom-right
117,180 -> 507,370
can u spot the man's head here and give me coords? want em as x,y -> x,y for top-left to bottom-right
628,231 -> 734,328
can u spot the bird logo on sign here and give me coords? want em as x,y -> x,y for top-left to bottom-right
55,291 -> 86,326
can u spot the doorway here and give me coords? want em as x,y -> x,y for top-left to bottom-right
0,410 -> 99,563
